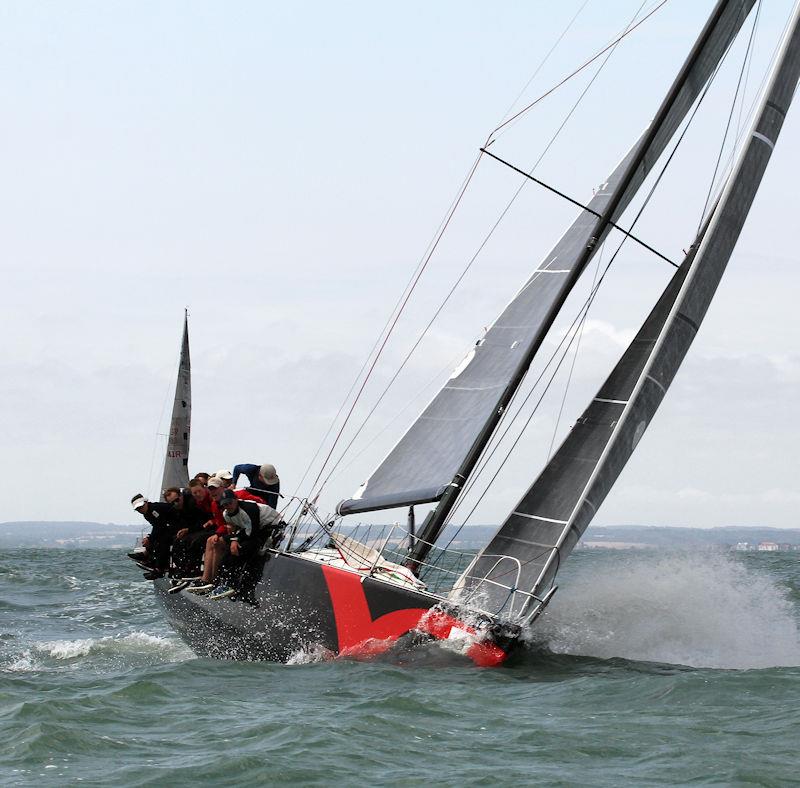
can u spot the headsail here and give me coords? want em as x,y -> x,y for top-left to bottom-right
160,312 -> 191,493
338,0 -> 756,519
455,6 -> 800,621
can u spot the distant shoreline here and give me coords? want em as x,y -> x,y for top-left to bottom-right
1,521 -> 799,550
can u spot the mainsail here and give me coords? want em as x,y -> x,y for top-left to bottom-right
338,0 -> 756,519
160,312 -> 191,493
455,7 -> 800,621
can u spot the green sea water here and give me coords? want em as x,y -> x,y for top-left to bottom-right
1,547 -> 798,786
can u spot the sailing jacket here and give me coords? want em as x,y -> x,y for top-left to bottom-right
170,491 -> 208,533
139,502 -> 174,540
223,500 -> 282,544
210,490 -> 265,529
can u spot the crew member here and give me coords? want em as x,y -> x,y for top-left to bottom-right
207,476 -> 265,528
164,485 -> 208,577
187,490 -> 283,599
214,469 -> 234,488
130,493 -> 174,579
231,462 -> 280,508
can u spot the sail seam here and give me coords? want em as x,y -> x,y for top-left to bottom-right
676,311 -> 700,332
496,535 -> 558,550
444,385 -> 505,392
594,397 -> 628,404
766,99 -> 787,117
512,511 -> 568,525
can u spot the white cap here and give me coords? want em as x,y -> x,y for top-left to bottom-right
131,495 -> 147,510
207,476 -> 224,488
260,463 -> 279,485
215,469 -> 233,481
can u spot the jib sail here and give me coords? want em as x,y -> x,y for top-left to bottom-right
161,311 -> 191,493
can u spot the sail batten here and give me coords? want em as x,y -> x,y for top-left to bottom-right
337,0 -> 757,520
457,4 -> 800,620
160,313 -> 191,494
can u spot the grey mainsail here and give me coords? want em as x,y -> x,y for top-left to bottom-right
160,312 -> 191,493
455,6 -> 800,622
338,0 -> 756,519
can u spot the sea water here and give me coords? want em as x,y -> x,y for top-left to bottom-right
1,547 -> 798,786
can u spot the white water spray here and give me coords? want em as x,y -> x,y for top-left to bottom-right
532,551 -> 800,669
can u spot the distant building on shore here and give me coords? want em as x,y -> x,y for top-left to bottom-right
757,541 -> 779,552
732,540 -> 798,552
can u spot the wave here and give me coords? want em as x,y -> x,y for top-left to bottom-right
38,632 -> 188,659
532,551 -> 800,669
3,632 -> 193,673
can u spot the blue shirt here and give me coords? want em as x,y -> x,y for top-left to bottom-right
232,463 -> 260,488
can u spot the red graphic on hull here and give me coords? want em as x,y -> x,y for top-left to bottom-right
417,609 -> 508,667
321,565 -> 508,666
321,565 -> 426,655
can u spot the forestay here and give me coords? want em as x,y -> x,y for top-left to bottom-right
455,7 -> 800,622
337,0 -> 756,518
161,313 -> 191,492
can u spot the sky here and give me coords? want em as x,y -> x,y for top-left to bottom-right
1,0 -> 798,528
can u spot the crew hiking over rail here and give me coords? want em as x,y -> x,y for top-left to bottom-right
130,463 -> 283,602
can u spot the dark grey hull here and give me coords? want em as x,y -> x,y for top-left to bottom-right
153,549 -> 518,665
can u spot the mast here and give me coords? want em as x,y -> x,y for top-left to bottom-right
406,0 -> 756,565
457,0 -> 800,619
160,310 -> 191,494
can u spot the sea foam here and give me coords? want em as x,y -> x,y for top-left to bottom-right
0,632 -> 195,672
533,551 -> 800,669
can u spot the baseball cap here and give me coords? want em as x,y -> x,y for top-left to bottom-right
131,494 -> 147,511
260,463 -> 279,485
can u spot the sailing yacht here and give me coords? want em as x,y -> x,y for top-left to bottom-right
150,0 -> 800,665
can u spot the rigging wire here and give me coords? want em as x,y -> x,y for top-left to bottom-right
303,150 -> 484,501
735,2 -> 762,138
324,349 -> 467,488
479,147 -> 679,268
697,0 -> 763,235
292,150 -> 483,503
285,160 -> 487,527
311,2 -> 652,499
701,0 -> 783,226
488,0 -> 669,142
497,0 -> 593,125
546,244 -> 606,462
